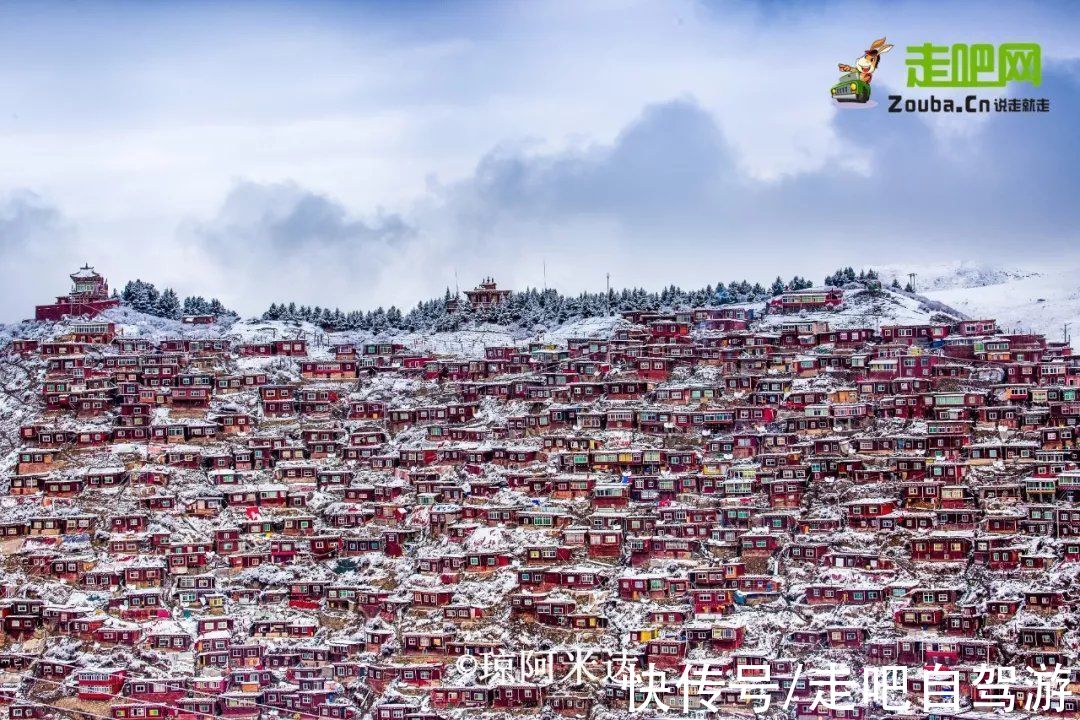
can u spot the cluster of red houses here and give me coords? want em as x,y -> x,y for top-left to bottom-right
3,274 -> 1080,720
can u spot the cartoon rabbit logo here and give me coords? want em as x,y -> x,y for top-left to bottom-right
832,37 -> 893,104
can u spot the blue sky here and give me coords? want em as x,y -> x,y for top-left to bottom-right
0,0 -> 1077,319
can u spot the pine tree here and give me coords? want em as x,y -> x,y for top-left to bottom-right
155,288 -> 181,320
184,296 -> 206,314
127,280 -> 160,314
770,276 -> 785,296
144,285 -> 161,313
715,283 -> 729,304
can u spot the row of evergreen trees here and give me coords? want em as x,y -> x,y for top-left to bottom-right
823,266 -> 917,291
117,267 -> 884,332
824,266 -> 879,287
260,274 -> 823,333
119,280 -> 238,322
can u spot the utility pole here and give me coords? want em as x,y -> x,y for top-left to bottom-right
1065,322 -> 1071,345
605,273 -> 611,316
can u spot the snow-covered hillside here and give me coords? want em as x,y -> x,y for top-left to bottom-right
880,263 -> 1079,347
1,266 -> 1077,720
876,262 -> 1038,293
0,284 -> 965,461
1,287 -> 964,359
756,285 -> 965,331
0,266 -> 1067,360
0,266 -> 1070,361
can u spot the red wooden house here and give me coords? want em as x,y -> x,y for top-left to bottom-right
767,288 -> 843,313
76,667 -> 126,701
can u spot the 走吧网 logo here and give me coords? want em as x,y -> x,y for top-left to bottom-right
906,42 -> 1041,87
888,41 -> 1048,113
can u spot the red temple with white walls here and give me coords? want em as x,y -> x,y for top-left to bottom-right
34,265 -> 120,321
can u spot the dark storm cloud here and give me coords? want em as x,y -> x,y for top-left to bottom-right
465,100 -> 730,224
192,180 -> 414,258
0,191 -> 69,251
438,64 -> 1080,268
0,192 -> 81,321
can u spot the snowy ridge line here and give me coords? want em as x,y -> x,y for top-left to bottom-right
2,285 -> 972,352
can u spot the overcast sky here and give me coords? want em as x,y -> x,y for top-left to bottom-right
0,0 -> 1077,320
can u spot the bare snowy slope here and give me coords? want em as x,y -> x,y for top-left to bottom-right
877,261 -> 1037,292
756,285 -> 965,331
924,271 -> 1079,345
883,264 -> 1080,347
